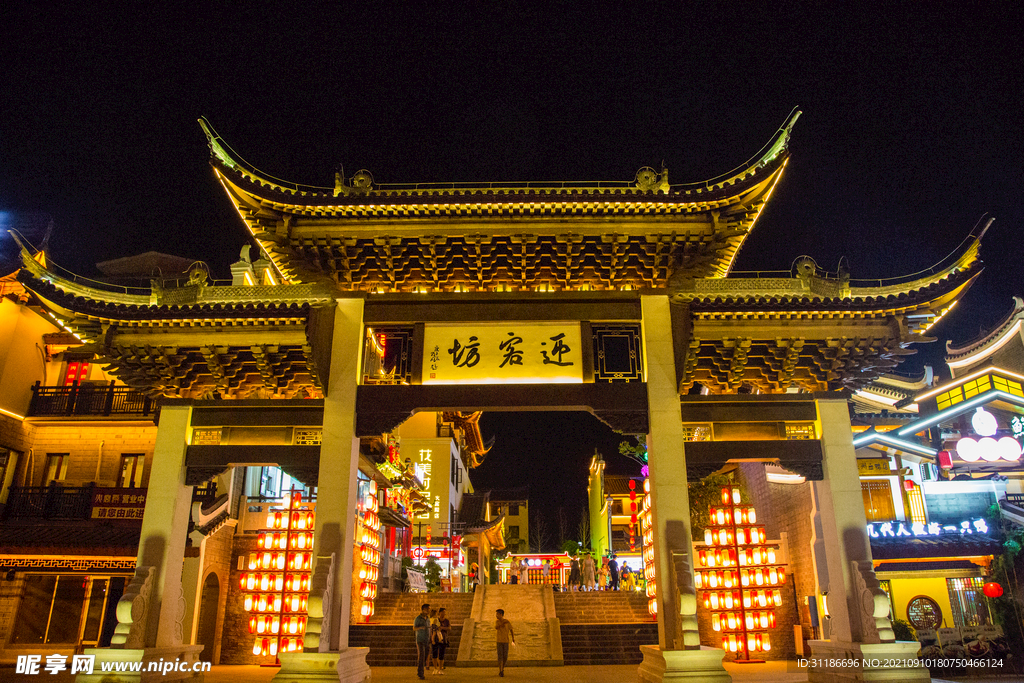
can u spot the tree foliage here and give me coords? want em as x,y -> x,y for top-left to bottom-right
423,557 -> 442,592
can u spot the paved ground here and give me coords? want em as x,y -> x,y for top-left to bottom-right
2,661 -> 1015,682
197,662 -> 1016,683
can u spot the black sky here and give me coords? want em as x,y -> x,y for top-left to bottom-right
1,3 -> 1021,531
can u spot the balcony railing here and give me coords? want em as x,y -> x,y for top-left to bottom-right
28,381 -> 156,418
3,485 -> 95,520
3,484 -> 147,522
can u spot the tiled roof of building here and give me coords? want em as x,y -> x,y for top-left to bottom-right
604,475 -> 644,496
870,534 -> 1001,560
458,493 -> 489,527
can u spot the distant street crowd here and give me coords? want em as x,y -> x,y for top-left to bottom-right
506,553 -> 642,592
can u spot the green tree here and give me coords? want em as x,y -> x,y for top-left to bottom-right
423,557 -> 442,592
687,473 -> 743,538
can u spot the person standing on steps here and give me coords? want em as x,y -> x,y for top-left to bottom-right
583,552 -> 596,591
414,603 -> 431,680
568,555 -> 581,592
609,554 -> 620,591
495,608 -> 515,677
435,607 -> 451,674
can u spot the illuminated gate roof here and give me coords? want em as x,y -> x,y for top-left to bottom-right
9,112 -> 987,399
200,111 -> 800,289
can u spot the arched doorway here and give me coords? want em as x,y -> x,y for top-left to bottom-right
196,573 -> 220,663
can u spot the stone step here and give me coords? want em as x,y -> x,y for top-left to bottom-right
558,624 -> 659,665
350,624 -> 465,666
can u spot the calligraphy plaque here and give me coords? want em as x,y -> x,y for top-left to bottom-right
422,322 -> 583,384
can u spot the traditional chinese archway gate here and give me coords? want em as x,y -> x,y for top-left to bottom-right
16,110 -> 983,683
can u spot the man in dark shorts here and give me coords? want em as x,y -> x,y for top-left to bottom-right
434,607 -> 451,674
495,608 -> 514,677
414,603 -> 430,679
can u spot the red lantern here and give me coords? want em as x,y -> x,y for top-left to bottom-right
982,582 -> 1003,598
938,451 -> 953,469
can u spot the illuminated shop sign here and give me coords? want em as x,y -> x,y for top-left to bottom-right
422,322 -> 582,384
956,408 -> 1022,463
417,449 -> 432,519
1012,415 -> 1023,440
866,518 -> 988,538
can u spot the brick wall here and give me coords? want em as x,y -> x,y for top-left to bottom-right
24,423 -> 157,487
694,464 -> 810,660
221,534 -> 263,664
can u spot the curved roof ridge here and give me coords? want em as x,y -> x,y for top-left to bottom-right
11,232 -> 153,307
198,111 -> 800,197
946,295 -> 1024,357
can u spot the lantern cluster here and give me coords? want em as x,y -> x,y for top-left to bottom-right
639,477 -> 657,615
696,487 -> 785,661
627,479 -> 639,551
357,480 -> 381,621
240,491 -> 314,661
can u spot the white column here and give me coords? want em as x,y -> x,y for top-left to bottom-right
640,295 -> 694,650
814,398 -> 871,643
136,404 -> 194,647
314,298 -> 365,651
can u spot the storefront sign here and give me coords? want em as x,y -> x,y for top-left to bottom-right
422,322 -> 582,384
90,490 -> 146,520
866,518 -> 988,538
857,459 -> 893,476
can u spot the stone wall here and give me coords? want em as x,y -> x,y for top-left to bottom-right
25,423 -> 156,487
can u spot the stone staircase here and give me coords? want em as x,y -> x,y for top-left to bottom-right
368,591 -> 475,624
553,590 -> 654,623
457,584 -> 563,666
554,591 -> 658,664
559,623 -> 659,664
348,624 -> 465,666
348,591 -> 475,666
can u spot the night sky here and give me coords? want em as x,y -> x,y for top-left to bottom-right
2,4 -> 1021,537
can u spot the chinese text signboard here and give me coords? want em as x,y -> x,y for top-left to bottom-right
422,323 -> 583,384
91,489 -> 146,520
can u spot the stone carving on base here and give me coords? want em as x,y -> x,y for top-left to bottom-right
305,553 -> 335,652
852,560 -> 895,643
670,550 -> 701,650
173,583 -> 186,646
110,566 -> 154,648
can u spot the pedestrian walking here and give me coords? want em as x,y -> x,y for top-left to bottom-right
495,608 -> 515,677
542,559 -> 551,585
609,554 -> 620,591
510,557 -> 519,584
599,556 -> 609,590
428,608 -> 440,673
620,562 -> 636,591
413,603 -> 430,680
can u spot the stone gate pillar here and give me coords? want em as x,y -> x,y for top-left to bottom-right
79,404 -> 204,682
806,398 -> 929,682
274,298 -> 370,683
638,295 -> 731,683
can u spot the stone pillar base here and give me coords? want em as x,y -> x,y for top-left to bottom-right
271,649 -> 370,683
76,645 -> 206,683
638,644 -> 731,683
807,640 -> 929,682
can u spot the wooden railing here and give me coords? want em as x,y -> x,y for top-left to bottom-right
28,381 -> 156,418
